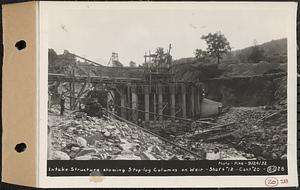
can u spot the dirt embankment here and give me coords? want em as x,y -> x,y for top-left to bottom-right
204,75 -> 286,107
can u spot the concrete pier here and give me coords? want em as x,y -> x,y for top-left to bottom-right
131,86 -> 138,122
170,84 -> 175,121
190,86 -> 195,118
144,86 -> 150,121
120,87 -> 126,119
158,84 -> 163,121
181,84 -> 186,118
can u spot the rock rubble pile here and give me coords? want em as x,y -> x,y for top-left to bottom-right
198,107 -> 287,159
48,106 -> 287,161
48,112 -> 198,160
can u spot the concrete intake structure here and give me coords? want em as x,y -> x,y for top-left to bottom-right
49,72 -> 222,122
99,80 -> 209,122
115,83 -> 201,122
48,48 -> 223,123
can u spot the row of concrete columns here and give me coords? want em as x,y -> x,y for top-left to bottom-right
118,84 -> 202,122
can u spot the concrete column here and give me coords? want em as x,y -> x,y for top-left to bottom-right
120,87 -> 126,119
158,84 -> 163,121
70,68 -> 76,110
126,85 -> 131,119
194,87 -> 199,115
153,93 -> 157,121
107,90 -> 115,111
69,82 -> 75,110
131,86 -> 138,122
190,86 -> 195,117
197,87 -> 202,117
144,86 -> 150,122
170,84 -> 175,121
181,84 -> 187,118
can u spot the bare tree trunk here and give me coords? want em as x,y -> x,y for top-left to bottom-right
216,51 -> 220,64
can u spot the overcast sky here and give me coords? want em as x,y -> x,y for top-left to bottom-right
48,3 -> 290,66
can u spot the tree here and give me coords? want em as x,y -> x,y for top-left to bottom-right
194,49 -> 208,62
129,61 -> 137,67
248,40 -> 265,63
155,47 -> 166,65
112,60 -> 123,67
201,31 -> 231,64
48,49 -> 76,74
48,48 -> 58,65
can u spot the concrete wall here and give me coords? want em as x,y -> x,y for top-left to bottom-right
200,98 -> 222,117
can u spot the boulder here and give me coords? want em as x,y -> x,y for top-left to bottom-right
75,112 -> 87,119
139,150 -> 157,160
271,135 -> 280,143
250,143 -> 264,156
169,155 -> 180,160
245,153 -> 254,159
51,151 -> 70,160
280,154 -> 287,159
151,146 -> 162,153
104,131 -> 111,137
76,137 -> 87,147
281,128 -> 287,134
106,125 -> 116,130
262,150 -> 271,159
86,133 -> 104,145
76,148 -> 97,157
280,145 -> 287,153
271,153 -> 278,159
114,154 -> 141,160
71,146 -> 80,152
75,155 -> 97,160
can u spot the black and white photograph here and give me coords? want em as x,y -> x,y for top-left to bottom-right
41,3 -> 297,184
47,3 -> 289,162
1,1 -> 298,188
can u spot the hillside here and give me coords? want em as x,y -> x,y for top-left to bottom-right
224,38 -> 287,64
172,38 -> 287,80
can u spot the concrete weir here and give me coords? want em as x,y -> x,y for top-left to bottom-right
114,82 -> 203,122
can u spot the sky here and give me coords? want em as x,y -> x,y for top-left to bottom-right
48,3 -> 290,66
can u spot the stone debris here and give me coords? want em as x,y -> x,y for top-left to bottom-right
195,107 -> 287,160
48,112 -> 199,160
48,105 -> 287,160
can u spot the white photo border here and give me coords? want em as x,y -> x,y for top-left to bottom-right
38,1 -> 298,188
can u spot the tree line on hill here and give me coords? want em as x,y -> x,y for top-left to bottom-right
194,31 -> 287,65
